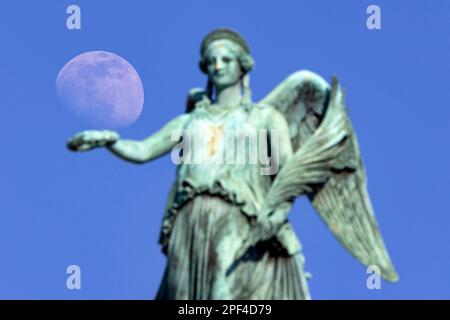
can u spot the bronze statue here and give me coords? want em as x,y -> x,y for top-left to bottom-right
67,28 -> 398,299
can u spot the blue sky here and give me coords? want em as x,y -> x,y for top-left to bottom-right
0,0 -> 449,299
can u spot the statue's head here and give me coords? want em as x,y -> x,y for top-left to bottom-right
199,29 -> 254,95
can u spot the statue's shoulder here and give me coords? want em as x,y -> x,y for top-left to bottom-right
249,102 -> 285,123
248,102 -> 270,114
185,88 -> 210,113
252,102 -> 279,114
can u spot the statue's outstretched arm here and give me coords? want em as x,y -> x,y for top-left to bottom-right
67,114 -> 190,164
107,114 -> 190,164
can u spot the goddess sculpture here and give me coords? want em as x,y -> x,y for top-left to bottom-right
67,29 -> 398,299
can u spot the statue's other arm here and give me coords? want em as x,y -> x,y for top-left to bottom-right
235,108 -> 297,258
265,108 -> 295,225
107,114 -> 190,164
269,109 -> 294,171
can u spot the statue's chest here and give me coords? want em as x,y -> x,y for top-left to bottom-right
184,108 -> 258,158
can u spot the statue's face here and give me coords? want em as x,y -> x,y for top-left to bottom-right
205,40 -> 242,91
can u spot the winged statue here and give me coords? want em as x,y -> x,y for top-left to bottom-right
67,28 -> 398,299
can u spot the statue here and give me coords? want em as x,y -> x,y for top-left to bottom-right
67,28 -> 398,299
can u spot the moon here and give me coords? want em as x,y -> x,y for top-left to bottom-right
56,51 -> 144,128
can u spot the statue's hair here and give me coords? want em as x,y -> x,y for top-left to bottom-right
199,47 -> 254,75
200,28 -> 250,56
199,28 -> 254,107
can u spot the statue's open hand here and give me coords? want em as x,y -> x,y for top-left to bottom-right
67,130 -> 120,152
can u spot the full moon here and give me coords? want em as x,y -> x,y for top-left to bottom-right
56,51 -> 144,128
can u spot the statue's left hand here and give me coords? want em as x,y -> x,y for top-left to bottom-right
67,130 -> 120,152
234,215 -> 277,261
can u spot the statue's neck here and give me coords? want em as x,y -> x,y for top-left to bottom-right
213,82 -> 242,108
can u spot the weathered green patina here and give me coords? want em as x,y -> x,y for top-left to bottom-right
67,28 -> 397,299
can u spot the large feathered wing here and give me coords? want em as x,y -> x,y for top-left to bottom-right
259,70 -> 398,282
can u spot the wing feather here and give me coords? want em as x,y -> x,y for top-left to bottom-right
259,71 -> 398,282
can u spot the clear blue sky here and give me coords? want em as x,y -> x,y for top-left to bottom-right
0,0 -> 449,299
